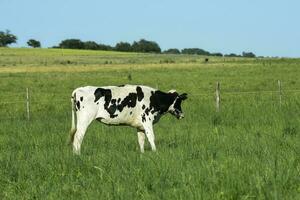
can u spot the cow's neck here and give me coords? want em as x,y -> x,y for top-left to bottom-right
150,91 -> 177,114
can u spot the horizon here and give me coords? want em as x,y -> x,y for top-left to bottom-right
1,0 -> 300,58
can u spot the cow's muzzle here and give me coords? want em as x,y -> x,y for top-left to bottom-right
177,114 -> 184,119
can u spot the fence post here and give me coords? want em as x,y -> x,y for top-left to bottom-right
26,88 -> 30,121
216,82 -> 220,112
278,80 -> 282,106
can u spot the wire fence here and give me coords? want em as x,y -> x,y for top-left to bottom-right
1,81 -> 300,121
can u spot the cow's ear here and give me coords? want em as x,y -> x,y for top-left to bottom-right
179,93 -> 188,100
168,89 -> 177,93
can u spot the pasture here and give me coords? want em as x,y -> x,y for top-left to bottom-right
0,48 -> 300,199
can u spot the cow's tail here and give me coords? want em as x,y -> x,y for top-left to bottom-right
68,92 -> 77,145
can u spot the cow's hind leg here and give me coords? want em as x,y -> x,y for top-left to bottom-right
73,114 -> 94,155
137,130 -> 145,153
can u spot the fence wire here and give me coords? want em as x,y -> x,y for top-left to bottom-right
1,86 -> 300,121
1,89 -> 300,104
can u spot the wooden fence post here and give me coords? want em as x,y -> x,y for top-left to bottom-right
278,80 -> 282,105
216,82 -> 220,112
26,88 -> 30,121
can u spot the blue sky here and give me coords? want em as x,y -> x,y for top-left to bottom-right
1,0 -> 299,57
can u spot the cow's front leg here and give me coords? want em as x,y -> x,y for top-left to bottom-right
143,124 -> 156,152
137,130 -> 145,153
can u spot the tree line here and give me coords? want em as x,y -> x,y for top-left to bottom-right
0,30 -> 256,57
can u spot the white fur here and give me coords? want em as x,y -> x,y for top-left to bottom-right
70,85 -> 161,154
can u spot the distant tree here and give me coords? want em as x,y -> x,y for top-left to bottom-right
163,48 -> 180,54
131,39 -> 161,53
59,39 -> 85,49
210,52 -> 223,57
242,51 -> 256,58
83,41 -> 99,50
27,39 -> 41,48
0,30 -> 17,47
115,42 -> 132,52
224,53 -> 240,57
98,43 -> 113,51
181,48 -> 210,55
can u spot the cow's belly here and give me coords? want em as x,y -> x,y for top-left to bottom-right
96,110 -> 142,128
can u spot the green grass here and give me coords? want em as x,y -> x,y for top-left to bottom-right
0,48 -> 300,199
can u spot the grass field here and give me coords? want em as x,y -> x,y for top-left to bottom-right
0,48 -> 300,199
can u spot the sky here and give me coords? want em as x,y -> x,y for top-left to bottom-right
1,0 -> 299,57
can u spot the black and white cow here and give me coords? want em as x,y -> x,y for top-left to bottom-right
69,84 -> 187,154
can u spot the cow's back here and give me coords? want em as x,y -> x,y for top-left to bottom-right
98,85 -> 156,126
72,85 -> 156,127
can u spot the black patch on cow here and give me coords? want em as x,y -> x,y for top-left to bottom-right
107,103 -> 117,117
94,88 -> 119,118
94,88 -> 140,118
96,117 -> 104,122
94,88 -> 112,103
76,101 -> 80,110
117,93 -> 137,112
141,114 -> 146,122
142,104 -> 145,109
110,114 -> 118,118
80,96 -> 83,101
153,113 -> 161,124
174,98 -> 183,112
130,111 -> 133,115
136,86 -> 144,101
97,102 -> 99,105
73,93 -> 78,111
145,107 -> 151,116
118,84 -> 125,87
111,99 -> 116,104
149,90 -> 178,114
94,88 -> 112,111
107,99 -> 119,118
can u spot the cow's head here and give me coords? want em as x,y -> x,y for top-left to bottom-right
168,90 -> 188,119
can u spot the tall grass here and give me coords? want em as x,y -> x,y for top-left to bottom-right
0,48 -> 299,199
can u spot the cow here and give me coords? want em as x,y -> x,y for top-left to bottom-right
69,84 -> 188,154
